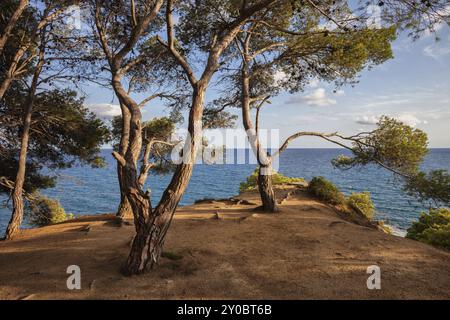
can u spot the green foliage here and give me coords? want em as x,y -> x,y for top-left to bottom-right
142,117 -> 175,141
89,156 -> 107,168
202,107 -> 237,129
404,170 -> 450,207
25,194 -> 72,227
239,168 -> 305,192
112,116 -> 177,175
331,116 -> 449,211
333,116 -> 428,176
347,192 -> 375,220
0,158 -> 56,194
308,176 -> 345,205
213,5 -> 397,108
0,0 -> 38,78
407,208 -> 450,251
31,89 -> 110,166
143,117 -> 177,175
281,26 -> 396,91
0,88 -> 109,194
111,116 -> 175,150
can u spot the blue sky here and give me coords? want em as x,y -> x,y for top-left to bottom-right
83,25 -> 450,148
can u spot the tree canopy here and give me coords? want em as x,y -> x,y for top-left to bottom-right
0,87 -> 109,194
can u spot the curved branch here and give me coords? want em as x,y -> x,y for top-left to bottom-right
273,131 -> 339,158
273,130 -> 411,179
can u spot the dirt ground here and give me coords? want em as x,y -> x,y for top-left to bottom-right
0,188 -> 449,300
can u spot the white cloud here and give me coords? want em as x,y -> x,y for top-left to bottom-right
355,113 -> 427,127
334,89 -> 345,96
395,114 -> 425,127
287,88 -> 337,107
355,115 -> 379,125
87,103 -> 121,119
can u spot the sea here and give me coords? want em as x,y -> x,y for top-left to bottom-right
1,148 -> 449,237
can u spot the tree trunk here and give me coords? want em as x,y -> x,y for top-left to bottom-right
239,52 -> 278,213
116,103 -> 133,219
116,164 -> 133,219
257,164 -> 278,212
125,85 -> 205,274
125,162 -> 194,274
4,82 -> 36,239
4,32 -> 44,239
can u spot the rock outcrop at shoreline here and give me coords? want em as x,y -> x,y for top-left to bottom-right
0,186 -> 449,299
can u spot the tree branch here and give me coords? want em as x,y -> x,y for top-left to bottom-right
0,0 -> 28,54
114,0 -> 164,64
159,0 -> 197,86
138,139 -> 174,186
112,151 -> 126,167
273,130 -> 411,179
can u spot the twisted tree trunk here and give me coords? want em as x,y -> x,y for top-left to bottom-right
124,85 -> 205,274
125,161 -> 195,273
94,0 -> 163,220
117,165 -> 133,218
116,103 -> 133,219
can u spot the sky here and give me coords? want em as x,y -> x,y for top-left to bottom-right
82,23 -> 450,149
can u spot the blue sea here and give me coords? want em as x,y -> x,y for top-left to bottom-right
1,148 -> 449,237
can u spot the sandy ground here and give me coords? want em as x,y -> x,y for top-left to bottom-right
0,187 -> 449,300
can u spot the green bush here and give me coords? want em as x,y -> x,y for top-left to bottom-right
26,195 -> 71,227
406,208 -> 450,250
308,176 -> 345,205
239,168 -> 306,192
347,192 -> 375,220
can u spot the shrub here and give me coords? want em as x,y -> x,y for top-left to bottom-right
239,168 -> 306,192
404,169 -> 450,206
26,195 -> 71,227
347,192 -> 375,220
308,176 -> 345,205
406,208 -> 450,250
